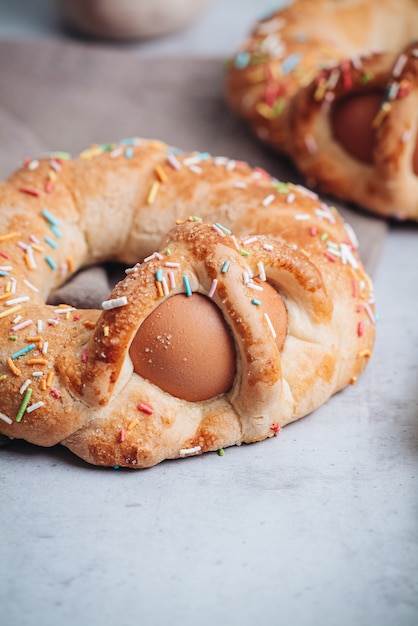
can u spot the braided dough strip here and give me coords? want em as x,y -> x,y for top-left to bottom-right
225,0 -> 418,219
0,138 -> 375,468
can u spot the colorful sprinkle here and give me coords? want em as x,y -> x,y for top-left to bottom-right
101,296 -> 128,310
16,388 -> 33,422
183,274 -> 192,297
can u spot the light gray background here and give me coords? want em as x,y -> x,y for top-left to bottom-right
0,2 -> 417,626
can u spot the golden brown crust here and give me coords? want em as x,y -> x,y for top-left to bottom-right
0,138 -> 375,467
225,0 -> 418,219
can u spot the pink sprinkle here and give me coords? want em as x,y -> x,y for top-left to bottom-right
208,279 -> 218,298
357,321 -> 365,337
50,388 -> 61,399
19,186 -> 41,197
167,154 -> 181,170
138,402 -> 154,415
0,251 -> 9,259
168,270 -> 176,289
119,428 -> 126,442
82,348 -> 88,363
12,319 -> 33,332
352,279 -> 358,298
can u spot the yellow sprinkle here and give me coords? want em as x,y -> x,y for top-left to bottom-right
25,335 -> 42,343
7,357 -> 21,377
26,358 -> 48,366
357,349 -> 372,359
103,326 -> 110,337
24,252 -> 36,270
0,232 -> 20,242
48,170 -> 57,182
147,181 -> 160,205
31,244 -> 44,253
83,320 -> 96,329
79,145 -> 102,160
372,102 -> 391,128
314,78 -> 327,101
0,304 -> 22,320
255,102 -> 275,120
0,374 -> 7,382
41,378 -> 47,391
46,370 -> 54,387
154,164 -> 168,183
0,293 -> 10,301
349,376 -> 358,385
127,418 -> 139,431
4,281 -> 12,293
66,256 -> 74,274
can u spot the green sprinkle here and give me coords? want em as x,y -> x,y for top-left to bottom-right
16,388 -> 33,422
165,248 -> 171,256
9,335 -> 17,341
361,72 -> 374,84
320,232 -> 329,241
273,181 -> 289,194
240,249 -> 250,257
190,216 -> 203,222
51,151 -> 71,160
11,343 -> 36,360
218,448 -> 225,457
45,255 -> 57,270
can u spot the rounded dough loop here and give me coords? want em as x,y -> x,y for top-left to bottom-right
0,138 -> 375,468
225,0 -> 418,220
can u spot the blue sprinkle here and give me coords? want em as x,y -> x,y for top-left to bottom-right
281,52 -> 302,75
155,269 -> 164,282
45,255 -> 57,270
42,209 -> 59,227
0,271 -> 9,277
235,51 -> 251,69
221,260 -> 231,274
44,236 -> 58,249
120,138 -> 136,146
251,299 -> 261,306
183,274 -> 192,297
215,223 -> 232,235
125,147 -> 134,159
51,225 -> 62,238
11,343 -> 36,360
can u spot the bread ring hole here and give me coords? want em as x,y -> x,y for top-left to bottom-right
129,293 -> 237,402
331,91 -> 383,165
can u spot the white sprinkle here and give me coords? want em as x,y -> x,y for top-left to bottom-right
12,319 -> 33,332
247,281 -> 263,292
226,160 -> 236,171
47,318 -> 59,325
167,154 -> 182,170
264,312 -> 277,339
26,401 -> 45,414
162,277 -> 169,296
32,371 -> 43,378
10,277 -> 17,294
28,159 -> 39,170
37,320 -> 43,333
42,341 -> 48,355
401,129 -> 412,143
49,159 -> 62,172
262,193 -> 275,207
23,279 -> 39,293
153,252 -> 163,261
392,53 -> 407,77
208,279 -> 218,298
13,315 -> 22,324
183,155 -> 201,166
296,185 -> 318,200
257,261 -> 266,281
340,243 -> 358,269
243,236 -> 258,246
180,445 -> 202,457
243,271 -> 251,285
164,262 -> 181,268
6,296 -> 30,306
189,165 -> 202,174
102,296 -> 128,310
234,181 -> 247,188
53,307 -> 76,314
26,246 -> 37,270
344,222 -> 359,249
294,214 -> 311,220
286,193 -> 296,203
0,265 -> 12,272
110,147 -> 123,158
20,379 -> 32,394
213,156 -> 228,166
263,243 -> 273,251
0,412 -> 12,425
